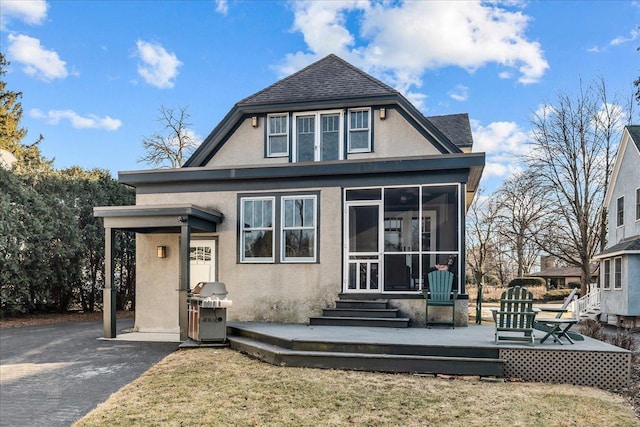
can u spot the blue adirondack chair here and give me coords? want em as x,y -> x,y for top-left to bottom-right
423,270 -> 457,328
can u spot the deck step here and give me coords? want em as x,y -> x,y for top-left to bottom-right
335,300 -> 389,309
309,316 -> 410,328
322,308 -> 400,318
228,335 -> 503,377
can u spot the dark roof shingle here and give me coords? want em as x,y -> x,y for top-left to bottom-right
427,114 -> 473,148
627,125 -> 640,152
238,54 -> 399,106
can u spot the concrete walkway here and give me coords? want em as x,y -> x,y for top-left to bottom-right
0,319 -> 177,427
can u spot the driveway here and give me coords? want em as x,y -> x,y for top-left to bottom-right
0,319 -> 177,427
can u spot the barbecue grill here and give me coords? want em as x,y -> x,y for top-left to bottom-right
187,282 -> 232,342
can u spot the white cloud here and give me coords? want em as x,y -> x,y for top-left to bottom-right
215,0 -> 228,15
135,40 -> 182,89
449,84 -> 469,102
0,0 -> 48,29
7,34 -> 68,81
279,0 -> 548,108
471,119 -> 531,186
610,28 -> 639,46
30,108 -> 122,131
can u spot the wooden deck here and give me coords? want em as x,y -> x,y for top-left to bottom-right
226,322 -> 632,390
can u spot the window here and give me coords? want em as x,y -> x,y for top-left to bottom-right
293,110 -> 343,162
348,109 -> 371,153
614,257 -> 622,289
240,197 -> 274,262
281,196 -> 317,262
636,188 -> 639,221
267,114 -> 288,157
603,259 -> 611,289
617,196 -> 624,227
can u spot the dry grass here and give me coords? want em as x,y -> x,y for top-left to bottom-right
74,348 -> 638,427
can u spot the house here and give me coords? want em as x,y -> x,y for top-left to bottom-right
529,256 -> 597,289
95,54 -> 485,340
593,125 -> 640,328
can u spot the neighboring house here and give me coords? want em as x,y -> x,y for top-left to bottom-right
593,125 -> 640,327
95,55 -> 485,339
528,265 -> 598,290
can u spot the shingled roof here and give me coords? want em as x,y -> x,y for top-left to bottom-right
427,114 -> 474,149
238,54 -> 399,106
627,125 -> 640,152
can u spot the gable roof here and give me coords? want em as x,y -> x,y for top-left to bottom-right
530,264 -> 598,279
604,125 -> 640,207
594,235 -> 640,259
238,54 -> 398,106
185,54 -> 469,167
427,114 -> 474,149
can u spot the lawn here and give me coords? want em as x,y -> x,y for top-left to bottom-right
74,348 -> 638,427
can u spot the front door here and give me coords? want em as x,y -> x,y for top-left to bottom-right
189,240 -> 216,290
344,202 -> 381,292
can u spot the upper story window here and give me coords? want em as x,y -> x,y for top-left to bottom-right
293,110 -> 343,162
348,108 -> 371,153
617,196 -> 624,227
267,114 -> 289,157
636,188 -> 639,221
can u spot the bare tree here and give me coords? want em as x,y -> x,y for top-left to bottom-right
527,78 -> 628,294
466,189 -> 500,286
494,171 -> 546,278
139,106 -> 200,168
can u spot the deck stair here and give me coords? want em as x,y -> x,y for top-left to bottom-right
309,299 -> 411,328
227,324 -> 504,377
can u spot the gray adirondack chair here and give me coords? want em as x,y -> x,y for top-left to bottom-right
423,270 -> 457,328
491,286 -> 538,345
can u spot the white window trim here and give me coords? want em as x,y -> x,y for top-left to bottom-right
603,259 -> 611,290
240,196 -> 275,263
617,196 -> 624,227
266,113 -> 289,158
347,108 -> 372,153
614,256 -> 622,290
636,187 -> 640,222
292,110 -> 344,162
280,195 -> 317,263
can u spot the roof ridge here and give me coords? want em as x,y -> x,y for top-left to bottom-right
327,54 -> 399,94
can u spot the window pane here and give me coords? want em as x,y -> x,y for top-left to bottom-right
304,199 -> 314,226
284,229 -> 314,258
243,200 -> 254,228
244,230 -> 273,258
269,135 -> 287,155
321,114 -> 340,161
350,130 -> 369,151
346,188 -> 381,201
263,200 -> 272,227
297,116 -> 315,162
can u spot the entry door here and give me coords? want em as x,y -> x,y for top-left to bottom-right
344,202 -> 382,292
189,240 -> 216,290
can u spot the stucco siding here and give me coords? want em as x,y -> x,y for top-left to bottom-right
135,233 -> 180,333
203,110 -> 441,168
627,255 -> 640,315
136,187 -> 342,324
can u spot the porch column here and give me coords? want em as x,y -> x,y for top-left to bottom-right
103,227 -> 116,338
178,223 -> 191,341
459,183 -> 467,295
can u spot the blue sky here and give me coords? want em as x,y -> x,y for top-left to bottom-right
1,0 -> 638,192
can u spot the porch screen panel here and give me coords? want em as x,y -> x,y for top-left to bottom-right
348,206 -> 379,253
296,116 -> 315,162
321,114 -> 340,161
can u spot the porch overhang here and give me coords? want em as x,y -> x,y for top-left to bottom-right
93,204 -> 223,342
93,204 -> 223,233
